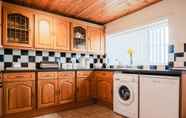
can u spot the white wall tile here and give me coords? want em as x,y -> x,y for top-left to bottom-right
28,63 -> 36,69
0,62 -> 4,70
43,51 -> 49,56
28,50 -> 36,56
4,55 -> 13,62
49,57 -> 55,62
36,56 -> 42,62
13,50 -> 21,55
0,49 -> 4,55
21,56 -> 28,62
174,61 -> 184,67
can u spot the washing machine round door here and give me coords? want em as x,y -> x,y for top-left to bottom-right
118,85 -> 134,105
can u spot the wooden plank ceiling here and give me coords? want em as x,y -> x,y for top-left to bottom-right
3,0 -> 161,25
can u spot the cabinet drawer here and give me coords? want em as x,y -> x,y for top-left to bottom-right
58,72 -> 75,79
3,72 -> 35,82
38,72 -> 57,80
77,71 -> 92,78
95,71 -> 113,80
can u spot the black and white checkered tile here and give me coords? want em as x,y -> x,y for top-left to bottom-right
133,43 -> 186,70
0,43 -> 184,71
0,48 -> 107,70
169,43 -> 186,68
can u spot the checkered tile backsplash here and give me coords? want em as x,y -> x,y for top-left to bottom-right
0,48 -> 107,70
169,43 -> 186,68
0,43 -> 184,71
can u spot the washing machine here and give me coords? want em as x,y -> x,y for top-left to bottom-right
113,72 -> 139,118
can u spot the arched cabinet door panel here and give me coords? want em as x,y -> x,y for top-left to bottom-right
37,79 -> 58,108
87,26 -> 105,54
4,81 -> 34,114
71,23 -> 88,51
58,78 -> 75,104
3,4 -> 34,48
35,13 -> 53,49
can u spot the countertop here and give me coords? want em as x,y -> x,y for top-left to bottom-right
1,68 -> 183,76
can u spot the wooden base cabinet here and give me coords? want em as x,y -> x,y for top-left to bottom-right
76,72 -> 92,102
77,77 -> 91,102
3,72 -> 35,115
37,72 -> 76,109
58,78 -> 75,104
4,81 -> 35,114
97,79 -> 112,103
37,79 -> 58,108
95,72 -> 113,105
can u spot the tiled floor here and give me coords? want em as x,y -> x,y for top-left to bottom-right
34,105 -> 124,118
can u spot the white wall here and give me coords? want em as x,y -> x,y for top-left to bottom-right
105,0 -> 186,52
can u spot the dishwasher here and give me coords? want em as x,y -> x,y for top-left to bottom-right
140,75 -> 180,118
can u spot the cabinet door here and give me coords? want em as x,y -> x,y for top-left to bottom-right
71,23 -> 87,51
4,81 -> 35,114
77,77 -> 90,102
58,78 -> 75,104
97,80 -> 113,104
90,73 -> 96,98
35,14 -> 53,49
3,4 -> 34,48
38,79 -> 58,108
88,27 -> 105,54
0,2 -> 2,47
53,17 -> 70,51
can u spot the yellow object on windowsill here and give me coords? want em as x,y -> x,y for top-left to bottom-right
128,48 -> 134,57
128,48 -> 134,65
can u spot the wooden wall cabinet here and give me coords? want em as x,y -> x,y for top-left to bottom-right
35,14 -> 71,51
71,23 -> 88,52
95,71 -> 113,105
87,26 -> 105,54
3,72 -> 35,114
53,16 -> 70,51
2,4 -> 34,48
2,3 -> 105,53
35,13 -> 53,49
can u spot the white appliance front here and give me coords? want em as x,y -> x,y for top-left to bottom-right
114,73 -> 138,118
140,75 -> 180,118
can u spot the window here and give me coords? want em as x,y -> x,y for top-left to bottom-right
106,19 -> 169,66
